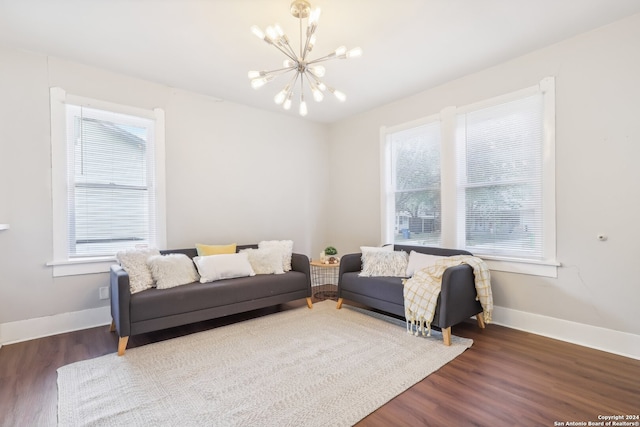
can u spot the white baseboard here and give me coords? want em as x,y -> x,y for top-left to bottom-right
1,304 -> 638,361
491,306 -> 640,360
0,306 -> 111,346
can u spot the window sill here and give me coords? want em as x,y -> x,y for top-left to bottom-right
47,257 -> 116,277
479,255 -> 560,278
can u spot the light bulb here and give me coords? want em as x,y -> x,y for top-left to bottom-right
251,25 -> 265,40
248,70 -> 261,79
317,82 -> 326,91
251,78 -> 268,89
251,75 -> 274,89
331,89 -> 346,102
312,87 -> 324,102
265,26 -> 278,41
346,47 -> 363,58
334,46 -> 347,56
274,89 -> 287,105
299,100 -> 308,116
309,65 -> 325,77
283,93 -> 292,110
309,8 -> 321,25
274,24 -> 284,37
283,59 -> 295,68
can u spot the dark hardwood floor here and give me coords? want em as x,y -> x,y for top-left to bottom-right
1,293 -> 638,427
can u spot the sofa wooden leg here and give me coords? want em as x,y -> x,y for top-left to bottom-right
476,314 -> 486,329
117,336 -> 129,356
442,327 -> 452,346
109,320 -> 116,332
336,298 -> 343,309
306,297 -> 313,309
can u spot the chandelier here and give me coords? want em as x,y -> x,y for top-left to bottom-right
248,0 -> 362,117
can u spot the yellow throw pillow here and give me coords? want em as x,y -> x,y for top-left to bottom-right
195,243 -> 237,256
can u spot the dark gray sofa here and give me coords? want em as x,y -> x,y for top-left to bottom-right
337,244 -> 485,345
110,245 -> 312,355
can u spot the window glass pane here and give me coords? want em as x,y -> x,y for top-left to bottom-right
66,105 -> 155,257
72,186 -> 150,256
459,94 -> 544,258
389,123 -> 441,246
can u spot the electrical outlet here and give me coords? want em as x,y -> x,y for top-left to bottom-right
99,286 -> 110,300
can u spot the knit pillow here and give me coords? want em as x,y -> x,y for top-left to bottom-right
258,240 -> 293,272
359,250 -> 408,277
116,248 -> 161,294
147,253 -> 200,289
240,247 -> 284,275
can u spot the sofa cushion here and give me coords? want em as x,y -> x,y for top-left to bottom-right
116,248 -> 161,294
341,272 -> 405,306
359,250 -> 408,277
194,253 -> 255,283
240,247 -> 284,275
259,240 -> 293,272
130,272 -> 307,322
195,243 -> 237,256
147,253 -> 200,289
405,251 -> 445,277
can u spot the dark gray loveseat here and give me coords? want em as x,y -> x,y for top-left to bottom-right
110,245 -> 311,355
337,244 -> 485,345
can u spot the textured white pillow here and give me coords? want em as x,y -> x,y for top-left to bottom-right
147,253 -> 200,289
360,245 -> 394,254
258,240 -> 294,272
116,248 -> 161,294
359,250 -> 409,277
240,248 -> 284,275
405,251 -> 445,277
193,253 -> 256,283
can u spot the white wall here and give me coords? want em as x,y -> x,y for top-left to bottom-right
0,47 -> 329,336
327,14 -> 640,357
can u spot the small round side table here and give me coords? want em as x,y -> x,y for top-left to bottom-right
310,260 -> 340,301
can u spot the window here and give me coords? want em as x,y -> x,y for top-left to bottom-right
382,119 -> 441,246
49,88 -> 166,276
456,94 -> 543,259
381,77 -> 557,277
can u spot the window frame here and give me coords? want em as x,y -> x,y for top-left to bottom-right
48,87 -> 166,277
380,114 -> 442,246
380,77 -> 558,277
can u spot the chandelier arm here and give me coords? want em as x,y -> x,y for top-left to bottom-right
306,54 -> 342,65
276,34 -> 299,61
267,41 -> 299,62
305,70 -> 323,86
301,30 -> 315,61
260,66 -> 297,76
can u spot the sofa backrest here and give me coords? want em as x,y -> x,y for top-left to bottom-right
160,244 -> 259,260
393,244 -> 472,257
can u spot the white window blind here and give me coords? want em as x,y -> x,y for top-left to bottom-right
65,105 -> 158,257
385,121 -> 441,246
456,93 -> 544,259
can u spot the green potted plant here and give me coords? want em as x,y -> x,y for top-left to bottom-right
324,246 -> 338,264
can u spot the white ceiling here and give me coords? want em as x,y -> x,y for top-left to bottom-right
2,0 -> 640,123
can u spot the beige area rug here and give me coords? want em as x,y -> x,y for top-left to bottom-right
57,301 -> 472,427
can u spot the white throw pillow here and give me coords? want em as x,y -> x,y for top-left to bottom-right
240,248 -> 284,275
360,245 -> 394,254
116,248 -> 161,294
359,250 -> 408,277
147,253 -> 200,289
258,240 -> 294,272
193,253 -> 256,283
405,251 -> 445,277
